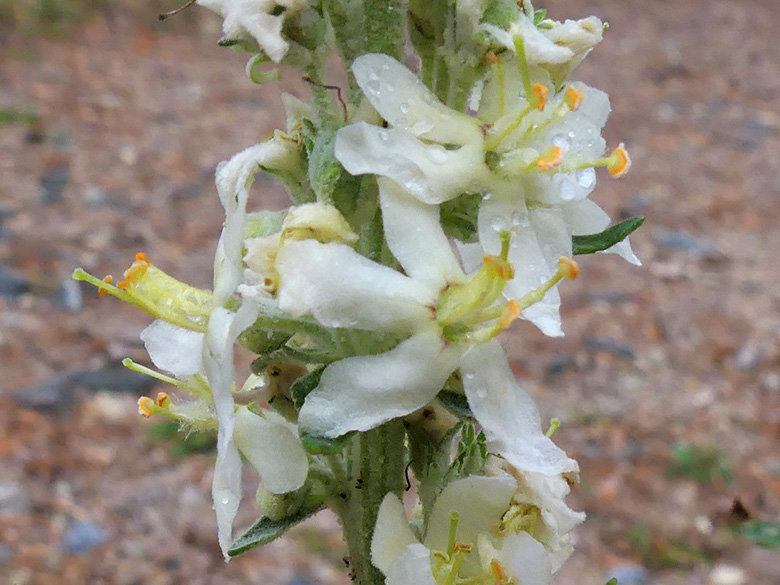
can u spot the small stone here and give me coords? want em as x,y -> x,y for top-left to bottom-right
733,344 -> 763,372
585,337 -> 636,360
707,564 -> 747,585
761,372 -> 780,393
0,543 -> 13,564
0,481 -> 31,515
69,363 -> 156,394
13,377 -> 75,412
0,264 -> 29,299
39,165 -> 69,204
63,520 -> 106,555
604,563 -> 647,585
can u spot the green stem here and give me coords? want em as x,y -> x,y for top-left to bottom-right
363,0 -> 406,58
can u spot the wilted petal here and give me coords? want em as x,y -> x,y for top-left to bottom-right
276,239 -> 436,332
460,340 -> 577,475
372,494 -> 419,575
379,179 -> 465,291
141,320 -> 204,377
299,330 -> 460,438
498,532 -> 552,585
424,474 -> 516,575
386,543 -> 437,585
351,54 -> 482,145
562,199 -> 640,265
233,407 -> 308,494
335,122 -> 488,204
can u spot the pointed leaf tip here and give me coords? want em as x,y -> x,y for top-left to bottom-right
572,216 -> 644,256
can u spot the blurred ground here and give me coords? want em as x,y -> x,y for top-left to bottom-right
1,0 -> 779,584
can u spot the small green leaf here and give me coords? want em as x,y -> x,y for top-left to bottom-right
534,9 -> 547,25
732,521 -> 780,549
300,432 -> 353,455
438,391 -> 474,420
228,502 -> 325,557
604,579 -> 618,585
440,193 -> 482,243
290,366 -> 326,409
572,216 -> 644,256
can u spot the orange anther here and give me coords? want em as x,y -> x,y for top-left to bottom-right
500,300 -> 521,330
123,260 -> 149,283
156,392 -> 171,407
99,275 -> 113,298
135,252 -> 150,263
117,280 -> 129,290
536,146 -> 563,171
607,144 -> 631,178
557,257 -> 579,280
485,51 -> 500,65
137,397 -> 154,417
564,86 -> 584,110
490,559 -> 509,583
531,83 -> 548,111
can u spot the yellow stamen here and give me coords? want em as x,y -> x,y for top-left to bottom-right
564,86 -> 584,111
156,392 -> 171,408
531,83 -> 548,111
607,144 -> 631,177
123,259 -> 149,284
482,255 -> 514,281
536,146 -> 563,171
137,397 -> 154,417
557,257 -> 579,280
99,275 -> 113,298
499,300 -> 520,330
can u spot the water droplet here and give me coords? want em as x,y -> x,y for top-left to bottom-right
551,133 -> 571,150
567,130 -> 576,139
378,130 -> 389,142
221,497 -> 230,506
399,101 -> 411,114
490,217 -> 506,232
560,178 -> 577,201
426,144 -> 448,164
367,80 -> 381,95
483,192 -> 492,201
511,210 -> 523,226
385,83 -> 395,93
576,168 -> 596,190
368,67 -> 379,81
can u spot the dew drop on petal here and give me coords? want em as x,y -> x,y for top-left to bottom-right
490,217 -> 507,232
576,168 -> 596,190
399,101 -> 411,114
551,133 -> 571,150
378,129 -> 389,142
367,80 -> 381,95
511,210 -> 523,226
483,192 -> 492,201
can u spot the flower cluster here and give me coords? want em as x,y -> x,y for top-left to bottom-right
76,1 -> 642,583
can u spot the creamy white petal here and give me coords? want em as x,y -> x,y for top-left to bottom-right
562,199 -> 641,265
212,439 -> 242,561
499,532 -> 553,585
424,474 -> 517,556
481,18 -> 573,65
386,544 -> 437,585
233,407 -> 308,494
379,178 -> 465,291
141,320 -> 204,377
372,494 -> 419,575
276,239 -> 436,332
351,54 -> 482,145
298,331 -> 460,438
460,340 -> 578,475
335,122 -> 488,204
454,240 -> 484,275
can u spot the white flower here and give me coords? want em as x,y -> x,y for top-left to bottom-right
372,475 -> 554,585
335,53 -> 639,337
197,0 -> 308,62
140,318 -> 309,558
276,179 -> 576,476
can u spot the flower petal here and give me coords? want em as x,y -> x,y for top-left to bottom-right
212,439 -> 242,561
351,54 -> 482,145
335,122 -> 488,204
372,494 -> 419,575
460,340 -> 578,475
423,474 -> 517,561
276,239 -> 436,332
379,178 -> 465,291
386,543 -> 437,585
481,17 -> 573,65
141,319 -> 204,377
233,407 -> 308,494
499,532 -> 553,585
298,331 -> 460,438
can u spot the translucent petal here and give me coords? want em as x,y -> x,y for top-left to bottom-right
499,532 -> 553,585
212,439 -> 242,561
276,239 -> 436,332
233,407 -> 308,494
298,331 -> 460,438
335,122 -> 488,204
379,178 -> 465,291
141,320 -> 204,377
351,54 -> 482,145
424,474 -> 516,573
460,340 -> 578,475
372,494 -> 419,575
386,544 -> 437,585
